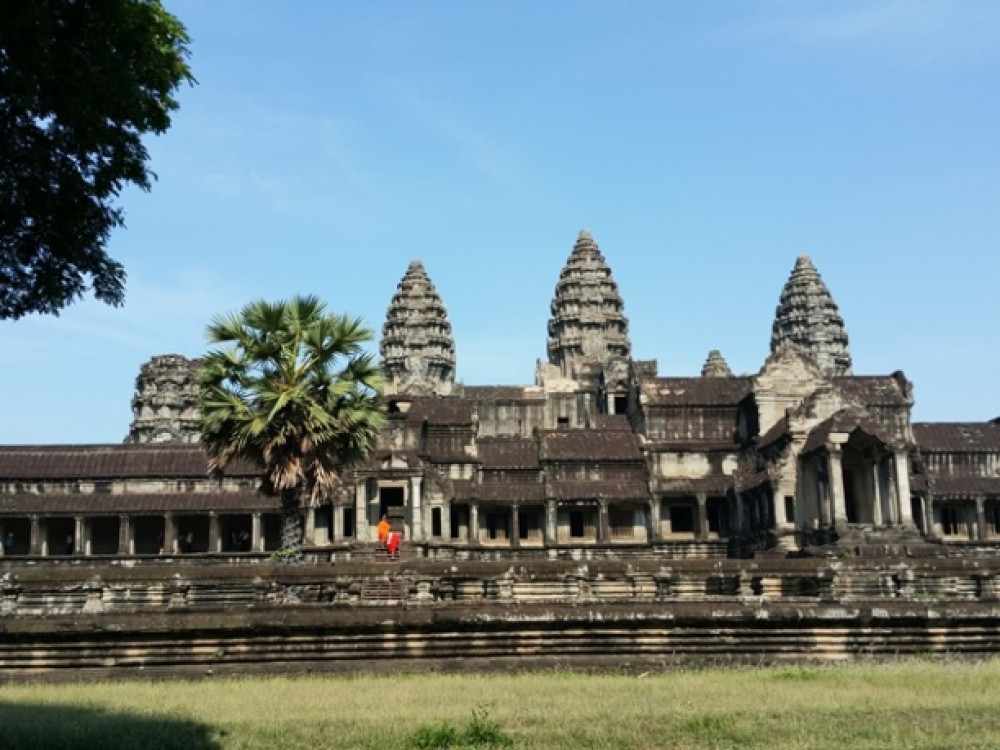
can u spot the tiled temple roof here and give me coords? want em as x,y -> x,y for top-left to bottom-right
801,410 -> 896,454
547,480 -> 650,501
477,438 -> 539,469
832,375 -> 910,407
928,476 -> 1000,498
913,423 -> 1000,453
0,445 -> 258,480
479,483 -> 547,503
0,491 -> 270,514
406,397 -> 476,426
540,429 -> 644,462
652,476 -> 733,495
639,377 -> 753,407
463,385 -> 544,401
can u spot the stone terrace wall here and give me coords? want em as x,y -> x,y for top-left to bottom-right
3,558 -> 1000,679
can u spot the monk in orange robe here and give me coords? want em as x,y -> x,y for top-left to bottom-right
377,515 -> 391,547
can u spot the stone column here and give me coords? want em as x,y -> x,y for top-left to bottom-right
33,517 -> 44,556
894,450 -> 914,527
74,515 -> 84,555
511,505 -> 520,549
828,448 -> 848,528
208,512 -> 220,553
650,498 -> 661,542
976,496 -> 988,541
442,503 -> 452,541
409,475 -> 424,542
871,463 -> 883,526
0,519 -> 5,556
333,504 -> 343,542
598,502 -> 609,543
303,507 -> 315,547
164,513 -> 176,554
251,513 -> 263,552
469,503 -> 479,544
118,515 -> 132,556
354,483 -> 368,541
545,501 -> 557,544
696,493 -> 710,539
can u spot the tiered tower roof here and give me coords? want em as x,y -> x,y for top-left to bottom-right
770,255 -> 852,377
547,230 -> 631,379
701,349 -> 733,377
380,261 -> 456,396
125,354 -> 200,444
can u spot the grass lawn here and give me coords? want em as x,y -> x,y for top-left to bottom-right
2,659 -> 999,749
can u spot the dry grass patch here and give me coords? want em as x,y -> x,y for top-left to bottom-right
2,660 -> 1000,749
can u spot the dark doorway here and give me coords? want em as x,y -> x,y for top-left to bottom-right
379,486 -> 405,532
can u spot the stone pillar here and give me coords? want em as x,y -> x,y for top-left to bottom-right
828,448 -> 848,528
696,493 -> 709,539
74,515 -> 84,555
303,507 -> 315,547
208,512 -> 220,553
442,503 -> 452,541
0,519 -> 5,556
871,463 -> 883,526
251,513 -> 263,552
33,517 -> 44,556
333,504 -> 343,542
354,483 -> 368,541
409,475 -> 424,542
164,513 -> 176,554
511,505 -> 520,549
118,515 -> 132,556
976,495 -> 988,541
650,498 -> 661,542
894,450 -> 914,527
469,503 -> 479,544
546,501 -> 557,544
598,502 -> 609,543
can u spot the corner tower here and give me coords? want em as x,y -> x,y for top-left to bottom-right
380,260 -> 456,396
770,255 -> 852,377
546,230 -> 631,380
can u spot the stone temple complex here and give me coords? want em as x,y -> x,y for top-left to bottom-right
2,230 -> 999,562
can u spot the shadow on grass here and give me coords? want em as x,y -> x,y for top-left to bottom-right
0,701 -> 220,750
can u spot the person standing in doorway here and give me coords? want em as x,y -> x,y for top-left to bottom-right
377,515 -> 391,548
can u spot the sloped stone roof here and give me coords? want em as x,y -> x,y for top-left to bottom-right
477,438 -> 539,469
913,423 -> 1000,453
0,491 -> 270,514
547,480 -> 649,501
639,377 -> 753,407
832,376 -> 911,407
540,429 -> 644,462
0,445 -> 259,480
801,410 -> 896,454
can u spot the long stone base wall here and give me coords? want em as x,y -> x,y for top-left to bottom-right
3,557 -> 1000,679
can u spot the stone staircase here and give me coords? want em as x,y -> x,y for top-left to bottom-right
831,525 -> 940,558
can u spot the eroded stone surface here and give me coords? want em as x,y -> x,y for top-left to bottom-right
380,261 -> 456,396
547,230 -> 631,379
770,255 -> 852,377
125,355 -> 200,444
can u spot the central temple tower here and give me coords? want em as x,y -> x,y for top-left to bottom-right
546,230 -> 631,380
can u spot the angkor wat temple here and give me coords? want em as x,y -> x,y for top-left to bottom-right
3,230 -> 999,562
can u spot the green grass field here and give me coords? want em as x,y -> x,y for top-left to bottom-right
2,660 -> 999,749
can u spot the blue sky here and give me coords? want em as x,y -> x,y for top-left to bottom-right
4,0 -> 999,444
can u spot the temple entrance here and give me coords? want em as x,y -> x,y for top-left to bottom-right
379,486 -> 405,533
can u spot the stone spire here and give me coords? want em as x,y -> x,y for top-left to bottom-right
547,230 -> 631,379
125,354 -> 201,444
380,260 -> 456,396
770,255 -> 852,377
701,349 -> 732,377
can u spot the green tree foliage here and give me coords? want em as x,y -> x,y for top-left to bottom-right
0,0 -> 194,320
198,296 -> 385,558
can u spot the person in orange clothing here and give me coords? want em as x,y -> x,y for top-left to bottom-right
376,515 -> 391,548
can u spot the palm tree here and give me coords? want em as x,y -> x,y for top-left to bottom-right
198,295 -> 384,559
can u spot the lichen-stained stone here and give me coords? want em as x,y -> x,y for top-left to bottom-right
547,230 -> 631,379
380,261 -> 456,396
701,349 -> 733,377
125,354 -> 200,444
770,255 -> 852,377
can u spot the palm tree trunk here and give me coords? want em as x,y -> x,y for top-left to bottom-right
280,490 -> 304,562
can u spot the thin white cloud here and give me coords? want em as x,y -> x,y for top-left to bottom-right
748,0 -> 1000,62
